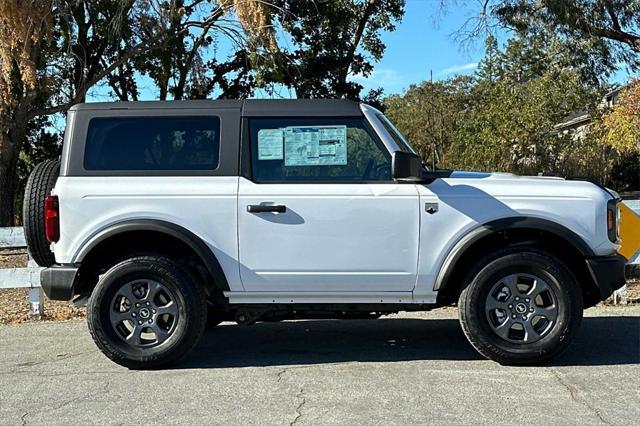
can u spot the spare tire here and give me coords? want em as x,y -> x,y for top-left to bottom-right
23,160 -> 60,266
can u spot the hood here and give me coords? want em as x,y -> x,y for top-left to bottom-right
448,171 -> 565,181
445,171 -> 618,198
443,170 -> 617,200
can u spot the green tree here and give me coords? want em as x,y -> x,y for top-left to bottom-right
384,77 -> 474,166
600,80 -> 640,154
463,0 -> 640,80
449,70 -> 599,177
118,1 -> 256,101
476,35 -> 502,83
0,2 -> 52,225
385,32 -> 602,179
0,0 -> 263,225
592,81 -> 640,190
247,0 -> 405,101
0,2 -> 143,225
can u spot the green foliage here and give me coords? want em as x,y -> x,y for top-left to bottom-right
258,0 -> 405,101
15,117 -> 63,224
450,70 -> 598,176
492,0 -> 640,78
599,80 -> 640,153
383,32 -> 623,184
384,77 -> 474,165
609,153 -> 640,192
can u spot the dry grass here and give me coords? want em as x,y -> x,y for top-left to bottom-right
0,249 -> 85,325
626,280 -> 640,304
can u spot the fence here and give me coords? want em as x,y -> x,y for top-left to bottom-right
1,199 -> 640,316
0,227 -> 44,316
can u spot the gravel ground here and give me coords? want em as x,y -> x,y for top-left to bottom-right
0,249 -> 85,324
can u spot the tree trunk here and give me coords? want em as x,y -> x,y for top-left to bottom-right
0,129 -> 22,227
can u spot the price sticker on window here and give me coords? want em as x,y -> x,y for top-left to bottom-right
284,126 -> 347,166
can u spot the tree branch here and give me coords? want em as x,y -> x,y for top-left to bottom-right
28,43 -> 145,118
339,0 -> 377,87
571,16 -> 640,52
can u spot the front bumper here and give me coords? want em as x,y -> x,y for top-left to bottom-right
40,265 -> 79,300
585,254 -> 627,301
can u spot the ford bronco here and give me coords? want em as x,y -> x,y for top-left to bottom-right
23,99 -> 627,369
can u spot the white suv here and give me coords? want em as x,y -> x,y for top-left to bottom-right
23,99 -> 626,369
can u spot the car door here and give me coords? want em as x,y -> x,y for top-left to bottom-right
237,116 -> 420,293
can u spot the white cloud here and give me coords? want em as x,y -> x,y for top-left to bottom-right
437,62 -> 478,77
350,68 -> 406,93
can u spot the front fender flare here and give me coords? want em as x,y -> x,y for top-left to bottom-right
434,217 -> 595,292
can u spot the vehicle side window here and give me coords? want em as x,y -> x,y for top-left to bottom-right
84,116 -> 220,171
249,118 -> 391,183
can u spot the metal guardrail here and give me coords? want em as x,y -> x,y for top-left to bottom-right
1,199 -> 639,314
0,227 -> 44,315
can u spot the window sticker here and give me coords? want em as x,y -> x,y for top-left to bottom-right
284,125 -> 347,166
257,129 -> 284,160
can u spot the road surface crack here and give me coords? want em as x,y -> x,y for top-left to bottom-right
20,412 -> 28,426
290,386 -> 306,426
5,350 -> 98,374
39,379 -> 112,416
274,365 -> 315,383
551,369 -> 610,424
277,368 -> 288,382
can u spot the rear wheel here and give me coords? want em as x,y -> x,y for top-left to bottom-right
22,160 -> 60,266
87,256 -> 207,369
458,248 -> 583,365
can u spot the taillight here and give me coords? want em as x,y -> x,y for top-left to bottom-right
44,195 -> 60,243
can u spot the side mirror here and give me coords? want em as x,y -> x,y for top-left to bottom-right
392,151 -> 423,181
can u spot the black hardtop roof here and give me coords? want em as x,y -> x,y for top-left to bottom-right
69,99 -> 363,117
242,99 -> 362,117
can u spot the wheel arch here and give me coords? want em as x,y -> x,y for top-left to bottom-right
73,219 -> 230,296
435,217 -> 599,307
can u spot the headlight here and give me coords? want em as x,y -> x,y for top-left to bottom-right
607,199 -> 620,243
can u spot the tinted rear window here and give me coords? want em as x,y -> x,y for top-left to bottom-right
84,116 -> 220,171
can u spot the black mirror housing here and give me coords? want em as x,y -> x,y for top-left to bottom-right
392,151 -> 423,181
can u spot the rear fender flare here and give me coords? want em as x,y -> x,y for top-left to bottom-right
73,219 -> 230,291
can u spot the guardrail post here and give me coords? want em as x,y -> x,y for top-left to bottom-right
27,254 -> 43,317
612,285 -> 627,305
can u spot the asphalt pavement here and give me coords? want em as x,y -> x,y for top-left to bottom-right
0,306 -> 638,425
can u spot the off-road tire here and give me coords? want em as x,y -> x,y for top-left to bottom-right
22,160 -> 60,266
87,256 -> 207,369
458,248 -> 583,365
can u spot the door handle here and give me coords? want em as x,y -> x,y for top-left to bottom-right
247,204 -> 287,213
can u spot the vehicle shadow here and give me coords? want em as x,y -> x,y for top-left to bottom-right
180,315 -> 639,369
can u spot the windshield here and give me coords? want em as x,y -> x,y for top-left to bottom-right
375,113 -> 417,155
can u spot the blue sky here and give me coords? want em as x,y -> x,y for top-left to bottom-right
352,0 -> 490,95
91,1 -> 492,102
354,0 -> 634,96
87,0 -> 634,104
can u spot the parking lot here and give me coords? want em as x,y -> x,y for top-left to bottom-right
0,305 -> 638,425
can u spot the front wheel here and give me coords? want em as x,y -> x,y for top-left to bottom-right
458,248 -> 583,365
87,256 -> 207,369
